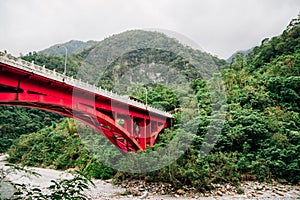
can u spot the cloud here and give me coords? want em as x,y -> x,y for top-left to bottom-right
0,0 -> 299,58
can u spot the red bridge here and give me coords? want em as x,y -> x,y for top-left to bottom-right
0,52 -> 172,152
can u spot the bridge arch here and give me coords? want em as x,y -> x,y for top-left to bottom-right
0,101 -> 142,152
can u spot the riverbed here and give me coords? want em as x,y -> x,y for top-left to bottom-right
1,154 -> 299,199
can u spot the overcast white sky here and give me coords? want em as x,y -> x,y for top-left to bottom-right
0,0 -> 299,59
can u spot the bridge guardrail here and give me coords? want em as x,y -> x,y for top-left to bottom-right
0,51 -> 172,118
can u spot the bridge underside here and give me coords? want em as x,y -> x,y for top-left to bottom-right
0,62 -> 171,152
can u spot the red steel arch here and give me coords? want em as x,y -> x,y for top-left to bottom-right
0,53 -> 172,152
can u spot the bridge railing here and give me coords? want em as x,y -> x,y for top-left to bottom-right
0,51 -> 172,118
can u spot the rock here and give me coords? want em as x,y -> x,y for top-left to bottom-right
226,184 -> 231,190
256,185 -> 263,190
0,154 -> 8,162
103,180 -> 300,199
176,189 -> 185,195
105,179 -> 113,183
128,188 -> 141,196
273,189 -> 284,196
266,187 -> 272,191
139,191 -> 148,199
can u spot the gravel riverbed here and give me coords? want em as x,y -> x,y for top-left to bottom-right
1,154 -> 299,200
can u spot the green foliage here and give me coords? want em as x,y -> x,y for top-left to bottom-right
130,84 -> 180,111
246,14 -> 300,70
1,164 -> 91,200
83,159 -> 114,180
7,119 -> 116,180
266,76 -> 300,112
14,173 -> 91,200
21,51 -> 81,77
0,107 -> 62,153
215,16 -> 300,184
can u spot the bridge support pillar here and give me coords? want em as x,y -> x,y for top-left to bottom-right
146,119 -> 151,145
150,121 -> 158,146
137,119 -> 146,150
123,116 -> 133,137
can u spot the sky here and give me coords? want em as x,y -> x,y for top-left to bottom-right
0,0 -> 299,59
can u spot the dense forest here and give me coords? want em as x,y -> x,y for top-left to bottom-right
1,15 -> 299,192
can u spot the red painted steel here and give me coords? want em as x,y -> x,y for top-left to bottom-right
0,59 -> 172,152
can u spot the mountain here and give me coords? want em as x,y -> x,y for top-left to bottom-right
226,48 -> 252,63
39,40 -> 97,55
75,30 -> 227,88
37,30 -> 227,87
